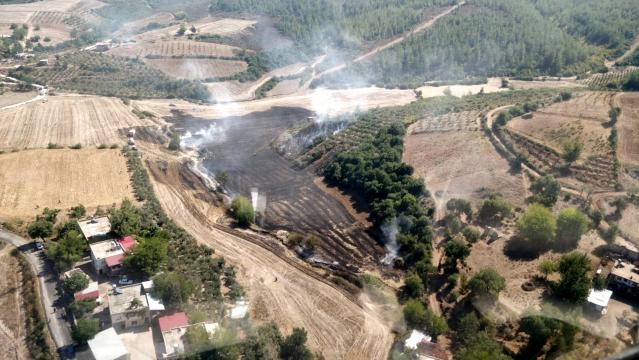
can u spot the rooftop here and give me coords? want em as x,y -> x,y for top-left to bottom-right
610,260 -> 639,282
108,284 -> 148,315
74,281 -> 100,301
118,235 -> 136,252
587,289 -> 613,308
78,216 -> 112,240
90,240 -> 124,261
88,327 -> 129,360
105,253 -> 125,268
405,329 -> 431,350
159,312 -> 188,333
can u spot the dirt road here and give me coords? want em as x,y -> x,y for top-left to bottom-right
316,2 -> 465,78
0,229 -> 71,352
147,157 -> 394,360
606,34 -> 639,68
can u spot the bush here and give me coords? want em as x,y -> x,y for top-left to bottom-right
552,252 -> 591,304
123,235 -> 168,276
168,133 -> 180,151
555,208 -> 589,250
27,219 -> 54,238
559,91 -> 572,101
63,272 -> 89,293
72,318 -> 99,344
69,143 -> 82,149
530,176 -> 561,207
478,194 -> 512,224
562,140 -> 583,164
280,328 -> 313,360
444,238 -> 470,270
231,196 -> 254,227
517,204 -> 556,251
68,204 -> 86,219
462,226 -> 481,243
402,273 -> 424,299
468,268 -> 505,301
403,299 -> 448,337
152,272 -> 194,307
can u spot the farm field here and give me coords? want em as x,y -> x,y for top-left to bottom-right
0,148 -> 134,219
0,95 -> 158,150
616,92 -> 639,168
0,90 -> 37,109
504,91 -> 617,190
178,107 -> 384,267
109,39 -> 245,59
582,67 -> 639,88
113,12 -> 174,38
147,158 -> 394,360
144,58 -> 247,79
404,122 -> 526,214
0,244 -> 28,360
134,17 -> 257,42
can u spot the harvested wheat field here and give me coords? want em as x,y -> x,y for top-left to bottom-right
109,40 -> 246,59
0,244 -> 28,360
144,58 -> 247,79
0,95 -> 158,150
0,91 -> 37,109
616,92 -> 639,168
0,149 -> 134,219
147,157 -> 394,360
404,127 -> 525,216
135,17 -> 256,42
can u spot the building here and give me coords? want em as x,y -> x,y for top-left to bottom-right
78,216 -> 112,242
587,288 -> 613,315
608,259 -> 639,295
404,330 -> 448,360
88,327 -> 130,360
89,240 -> 124,275
108,284 -> 150,330
74,281 -> 100,302
142,280 -> 165,312
159,312 -> 189,358
229,299 -> 248,319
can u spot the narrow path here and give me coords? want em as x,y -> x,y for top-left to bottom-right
315,2 -> 465,79
0,74 -> 47,110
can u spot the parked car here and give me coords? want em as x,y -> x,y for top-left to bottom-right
118,276 -> 133,285
34,240 -> 44,251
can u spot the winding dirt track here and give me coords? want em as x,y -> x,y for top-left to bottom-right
607,34 -> 639,68
147,158 -> 394,360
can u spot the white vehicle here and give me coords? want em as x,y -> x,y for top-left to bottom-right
118,276 -> 133,285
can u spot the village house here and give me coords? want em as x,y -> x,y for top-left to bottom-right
88,236 -> 136,276
608,259 -> 639,295
108,284 -> 150,330
78,216 -> 113,243
159,312 -> 189,358
586,288 -> 613,315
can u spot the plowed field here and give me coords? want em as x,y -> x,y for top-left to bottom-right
144,58 -> 247,79
109,40 -> 245,59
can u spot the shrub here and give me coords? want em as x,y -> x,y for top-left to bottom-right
552,252 -> 591,304
63,272 -> 89,293
68,204 -> 86,219
69,143 -> 82,149
27,218 -> 54,238
72,318 -> 99,344
168,133 -> 180,151
530,176 -> 561,207
468,268 -> 505,301
444,238 -> 470,270
462,226 -> 481,243
517,204 -> 556,251
478,194 -> 512,224
555,208 -> 589,250
152,272 -> 194,307
402,273 -> 424,299
231,196 -> 254,227
562,140 -> 583,164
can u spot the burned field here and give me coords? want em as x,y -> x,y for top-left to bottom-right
174,107 -> 384,267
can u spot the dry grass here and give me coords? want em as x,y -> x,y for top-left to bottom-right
403,129 -> 526,216
0,148 -> 134,219
0,91 -> 37,109
134,17 -> 256,42
0,95 -> 158,150
0,245 -> 28,360
616,92 -> 639,168
144,58 -> 247,79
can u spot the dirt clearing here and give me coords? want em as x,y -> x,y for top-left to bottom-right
147,155 -> 394,360
0,149 -> 134,219
134,17 -> 256,42
0,91 -> 37,109
404,128 -> 526,213
0,95 -> 159,150
145,58 -> 247,79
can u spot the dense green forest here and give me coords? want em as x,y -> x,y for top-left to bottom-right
620,50 -> 639,67
532,0 -> 639,59
209,0 -> 456,52
319,0 -> 605,87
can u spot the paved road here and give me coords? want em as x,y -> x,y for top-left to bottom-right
0,229 -> 74,354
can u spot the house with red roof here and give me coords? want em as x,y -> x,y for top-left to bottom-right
159,312 -> 189,358
74,281 -> 100,302
89,236 -> 136,276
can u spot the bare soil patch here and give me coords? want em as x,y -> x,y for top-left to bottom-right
0,148 -> 134,219
0,95 -> 158,150
134,17 -> 256,42
144,58 -> 247,79
616,92 -> 639,168
267,79 -> 303,97
404,129 -> 526,214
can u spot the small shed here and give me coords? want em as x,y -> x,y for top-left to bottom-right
587,289 -> 613,315
88,328 -> 130,360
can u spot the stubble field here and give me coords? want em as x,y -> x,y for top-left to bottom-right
0,148 -> 134,219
